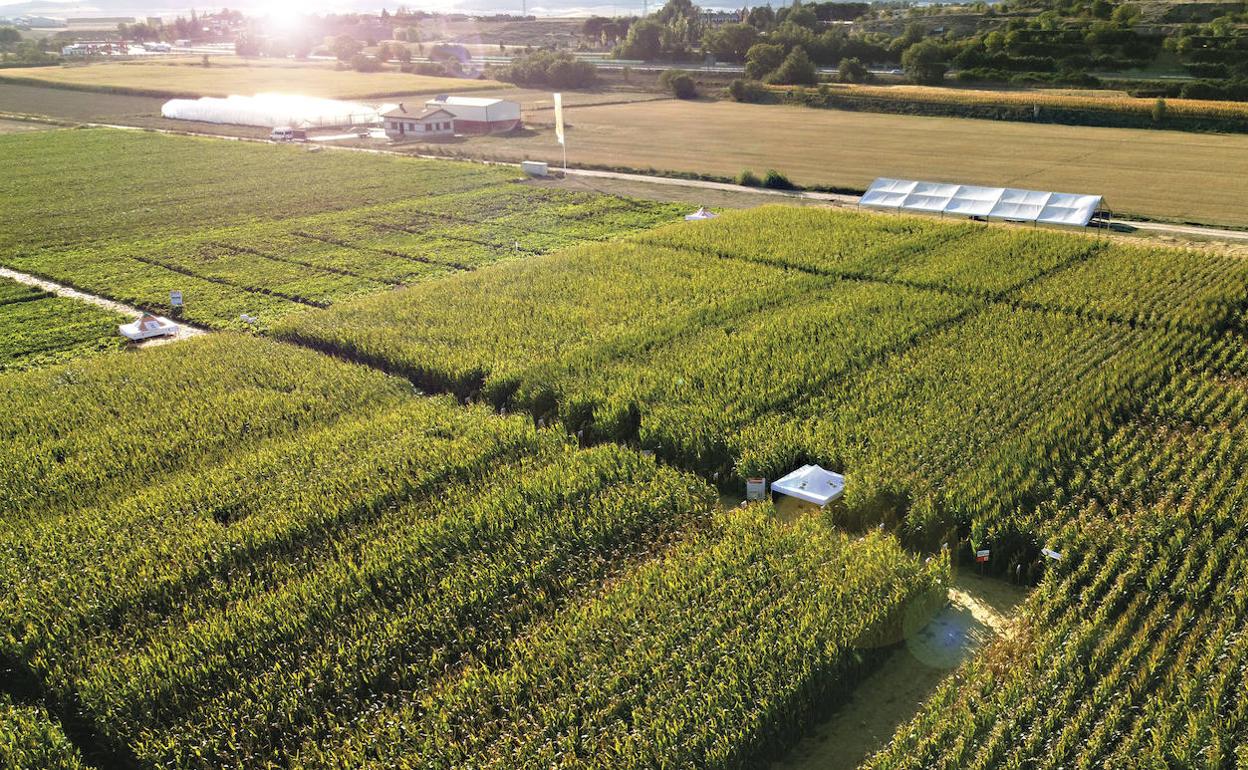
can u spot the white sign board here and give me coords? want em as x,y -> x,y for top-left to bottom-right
1042,548 -> 1064,561
170,290 -> 183,307
975,549 -> 991,563
745,477 -> 767,501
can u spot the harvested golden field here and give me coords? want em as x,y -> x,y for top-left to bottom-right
456,99 -> 1248,227
0,58 -> 505,99
786,82 -> 1248,120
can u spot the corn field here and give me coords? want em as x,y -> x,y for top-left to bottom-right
8,138 -> 1248,769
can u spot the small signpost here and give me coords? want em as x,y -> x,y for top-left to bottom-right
170,290 -> 183,307
745,477 -> 767,501
1042,547 -> 1063,561
975,549 -> 991,563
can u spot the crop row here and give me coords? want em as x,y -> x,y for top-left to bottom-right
639,206 -> 1103,297
802,82 -> 1248,121
0,334 -> 410,520
863,328 -> 1248,768
0,695 -> 91,770
298,506 -> 946,770
3,134 -> 684,329
0,280 -> 125,371
278,208 -> 1246,540
0,336 -> 732,768
0,128 -> 513,254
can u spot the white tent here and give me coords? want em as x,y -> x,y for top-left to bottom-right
859,177 -> 1105,228
771,465 -> 845,507
119,314 -> 179,341
161,94 -> 383,129
685,207 -> 717,221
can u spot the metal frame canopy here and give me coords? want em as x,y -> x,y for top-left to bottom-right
859,177 -> 1106,228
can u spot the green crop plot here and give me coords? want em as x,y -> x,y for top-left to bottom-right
9,132 -> 1248,770
0,278 -> 125,371
0,129 -> 686,329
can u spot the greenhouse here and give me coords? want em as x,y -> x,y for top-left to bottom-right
859,177 -> 1108,228
161,94 -> 390,129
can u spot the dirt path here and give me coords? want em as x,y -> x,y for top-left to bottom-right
0,267 -> 206,346
772,571 -> 1028,770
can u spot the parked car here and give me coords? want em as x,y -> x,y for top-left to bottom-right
270,127 -> 308,142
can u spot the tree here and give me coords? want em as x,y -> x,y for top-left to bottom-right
702,22 -> 759,62
333,35 -> 362,61
0,27 -> 22,45
766,45 -> 817,85
901,39 -> 946,85
616,18 -> 663,60
837,56 -> 869,83
234,33 -> 261,57
582,15 -> 611,39
659,68 -> 697,97
746,5 -> 775,30
778,2 -> 819,30
500,50 -> 597,88
744,42 -> 785,80
351,53 -> 381,71
655,0 -> 698,26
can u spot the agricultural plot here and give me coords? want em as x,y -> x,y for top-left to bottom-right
862,337 -> 1248,770
0,337 -> 946,770
0,59 -> 504,100
0,129 -> 685,328
0,335 -> 412,520
278,206 -> 1248,546
0,695 -> 92,770
308,509 -> 945,770
0,277 -> 125,371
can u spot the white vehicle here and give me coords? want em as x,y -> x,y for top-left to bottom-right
270,127 -> 307,142
119,314 -> 180,341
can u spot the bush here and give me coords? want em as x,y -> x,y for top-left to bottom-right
762,169 -> 797,190
500,51 -> 597,89
837,56 -> 870,83
408,61 -> 448,76
745,42 -> 786,80
902,39 -> 947,85
660,69 -> 698,98
726,78 -> 772,103
766,46 -> 818,86
737,169 -> 762,187
351,53 -> 381,72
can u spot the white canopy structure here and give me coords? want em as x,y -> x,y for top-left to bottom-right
771,465 -> 845,507
120,314 -> 179,341
161,94 -> 384,128
685,207 -> 718,221
859,178 -> 1106,227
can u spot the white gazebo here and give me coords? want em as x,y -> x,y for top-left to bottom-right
771,465 -> 845,507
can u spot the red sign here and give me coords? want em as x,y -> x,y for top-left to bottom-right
975,549 -> 991,563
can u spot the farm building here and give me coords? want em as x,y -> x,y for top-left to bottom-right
424,95 -> 521,134
381,106 -> 457,141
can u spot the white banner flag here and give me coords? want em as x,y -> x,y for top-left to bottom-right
553,92 -> 565,146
